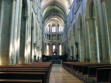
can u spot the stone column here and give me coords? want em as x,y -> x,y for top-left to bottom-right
50,43 -> 52,56
19,0 -> 27,64
79,22 -> 85,62
29,1 -> 33,63
0,0 -> 2,20
13,0 -> 20,64
9,0 -> 17,64
0,0 -> 13,65
9,0 -> 23,64
86,17 -> 99,62
85,19 -> 91,62
84,19 -> 89,62
0,0 -> 3,65
73,41 -> 76,61
93,17 -> 100,63
17,0 -> 23,64
23,0 -> 33,63
100,1 -> 110,63
78,28 -> 81,62
51,43 -> 53,56
57,44 -> 59,55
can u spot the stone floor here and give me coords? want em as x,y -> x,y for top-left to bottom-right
49,64 -> 83,83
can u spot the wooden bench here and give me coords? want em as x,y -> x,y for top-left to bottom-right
0,72 -> 46,83
88,65 -> 111,77
0,68 -> 50,83
95,68 -> 111,83
0,62 -> 52,83
63,62 -> 111,83
109,71 -> 111,83
82,64 -> 111,83
0,79 -> 42,83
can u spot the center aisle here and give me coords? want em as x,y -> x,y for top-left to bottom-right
49,64 -> 83,83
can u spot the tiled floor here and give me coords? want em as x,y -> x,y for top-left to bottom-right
49,64 -> 83,83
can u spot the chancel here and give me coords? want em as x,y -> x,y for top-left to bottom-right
0,0 -> 111,83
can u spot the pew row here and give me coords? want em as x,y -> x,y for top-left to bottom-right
0,79 -> 42,83
0,62 -> 52,83
63,62 -> 111,83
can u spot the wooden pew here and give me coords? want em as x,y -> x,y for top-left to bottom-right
109,71 -> 111,83
0,79 -> 42,83
82,64 -> 111,83
0,69 -> 50,83
63,62 -> 111,83
0,62 -> 52,83
94,68 -> 111,83
88,65 -> 111,77
0,72 -> 46,83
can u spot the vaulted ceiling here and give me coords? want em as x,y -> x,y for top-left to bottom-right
41,0 -> 73,28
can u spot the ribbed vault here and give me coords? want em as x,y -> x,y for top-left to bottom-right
41,0 -> 72,24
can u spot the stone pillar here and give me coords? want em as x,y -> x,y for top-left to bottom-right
0,0 -> 13,65
0,0 -> 3,65
0,0 -> 1,20
86,17 -> 99,62
17,0 -> 23,64
85,19 -> 91,62
73,41 -> 76,61
78,20 -> 85,62
103,0 -> 111,64
23,0 -> 33,63
9,0 -> 17,64
10,0 -> 23,65
84,19 -> 89,62
99,1 -> 110,63
51,43 -> 53,56
14,0 -> 20,64
93,18 -> 100,63
19,0 -> 27,64
57,44 -> 59,55
29,1 -> 33,63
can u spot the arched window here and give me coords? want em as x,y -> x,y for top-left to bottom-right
52,26 -> 56,32
59,44 -> 62,55
53,45 -> 56,52
46,45 -> 49,55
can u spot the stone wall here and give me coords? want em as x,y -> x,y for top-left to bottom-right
66,0 -> 111,63
0,0 -> 42,65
